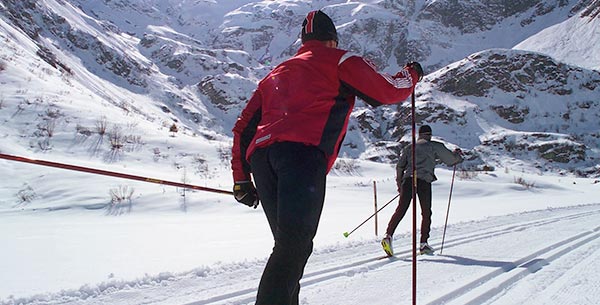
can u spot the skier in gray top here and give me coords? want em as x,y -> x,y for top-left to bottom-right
381,125 -> 463,256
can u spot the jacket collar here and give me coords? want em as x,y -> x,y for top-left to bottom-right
297,40 -> 328,54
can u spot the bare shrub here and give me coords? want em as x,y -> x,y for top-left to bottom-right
126,121 -> 139,130
193,154 -> 211,178
118,101 -> 131,115
14,102 -> 26,116
103,126 -> 125,162
96,116 -> 108,136
153,147 -> 162,162
45,119 -> 57,138
514,176 -> 535,189
108,185 -> 134,215
179,168 -> 188,212
123,134 -> 144,151
109,126 -> 124,151
217,145 -> 231,166
16,184 -> 37,204
110,185 -> 134,204
37,138 -> 51,151
32,118 -> 56,151
457,169 -> 479,180
76,124 -> 92,136
0,60 -> 6,71
46,107 -> 61,119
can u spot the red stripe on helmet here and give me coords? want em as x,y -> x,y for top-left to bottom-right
305,11 -> 316,34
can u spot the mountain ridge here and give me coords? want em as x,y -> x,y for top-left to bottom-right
1,0 -> 598,178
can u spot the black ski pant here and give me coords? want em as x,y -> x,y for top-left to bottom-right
250,142 -> 327,305
386,178 -> 432,244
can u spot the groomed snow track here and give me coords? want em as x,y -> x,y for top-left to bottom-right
7,204 -> 599,305
179,204 -> 600,305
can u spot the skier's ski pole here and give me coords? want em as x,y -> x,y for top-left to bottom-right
410,89 -> 417,305
0,153 -> 233,195
439,165 -> 457,254
343,193 -> 400,238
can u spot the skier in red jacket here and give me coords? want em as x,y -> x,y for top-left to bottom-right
231,10 -> 423,305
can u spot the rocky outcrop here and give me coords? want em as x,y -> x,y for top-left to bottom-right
2,0 -> 151,89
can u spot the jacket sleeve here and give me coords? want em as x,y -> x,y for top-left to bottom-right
433,142 -> 463,166
231,89 -> 262,182
338,53 -> 418,107
396,145 -> 409,186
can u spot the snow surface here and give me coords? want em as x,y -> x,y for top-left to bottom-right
514,5 -> 600,71
1,160 -> 599,304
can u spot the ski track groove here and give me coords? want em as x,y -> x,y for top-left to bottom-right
425,226 -> 600,305
182,206 -> 600,305
9,206 -> 596,305
517,237 -> 600,305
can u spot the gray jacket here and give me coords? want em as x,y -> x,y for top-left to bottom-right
396,138 -> 463,184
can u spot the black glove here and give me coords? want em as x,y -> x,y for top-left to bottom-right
233,181 -> 259,208
453,148 -> 465,165
405,61 -> 424,81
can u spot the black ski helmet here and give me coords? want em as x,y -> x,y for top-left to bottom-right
301,10 -> 338,44
419,125 -> 432,135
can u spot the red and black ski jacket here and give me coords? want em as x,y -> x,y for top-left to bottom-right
232,40 -> 418,182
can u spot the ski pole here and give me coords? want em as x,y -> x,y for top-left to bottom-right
0,153 -> 233,195
439,165 -> 457,254
410,89 -> 417,305
343,193 -> 400,238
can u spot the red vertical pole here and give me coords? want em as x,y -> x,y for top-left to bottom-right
410,90 -> 417,305
373,180 -> 378,236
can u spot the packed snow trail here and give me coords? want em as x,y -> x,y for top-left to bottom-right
183,204 -> 600,305
3,204 -> 599,305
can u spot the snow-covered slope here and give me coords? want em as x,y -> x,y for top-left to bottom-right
1,165 -> 599,304
412,49 -> 600,175
2,0 -> 598,177
514,0 -> 600,71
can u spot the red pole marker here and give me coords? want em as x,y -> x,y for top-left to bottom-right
0,153 -> 232,195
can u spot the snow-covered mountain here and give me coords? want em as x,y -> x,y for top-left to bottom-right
514,0 -> 600,70
0,0 -> 599,180
418,49 -> 600,176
